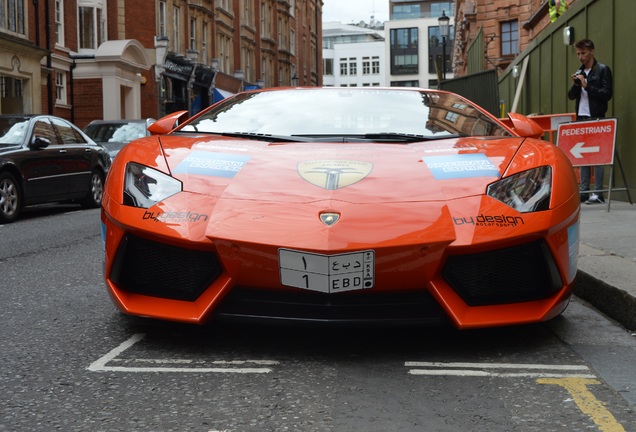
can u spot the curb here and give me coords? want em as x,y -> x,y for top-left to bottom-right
574,271 -> 636,331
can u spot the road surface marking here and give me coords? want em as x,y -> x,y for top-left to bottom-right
538,378 -> 626,432
405,361 -> 595,378
88,333 -> 277,373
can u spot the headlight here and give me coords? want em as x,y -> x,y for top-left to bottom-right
123,162 -> 182,208
487,166 -> 551,213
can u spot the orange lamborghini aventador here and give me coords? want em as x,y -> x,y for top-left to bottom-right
100,87 -> 580,329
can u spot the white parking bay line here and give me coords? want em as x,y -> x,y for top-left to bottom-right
88,333 -> 278,373
405,361 -> 596,379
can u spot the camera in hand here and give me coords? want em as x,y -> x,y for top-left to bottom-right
572,70 -> 586,86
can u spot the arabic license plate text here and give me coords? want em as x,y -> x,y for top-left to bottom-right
279,249 -> 375,293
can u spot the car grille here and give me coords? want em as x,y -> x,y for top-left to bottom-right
442,240 -> 563,306
214,288 -> 448,327
111,234 -> 221,301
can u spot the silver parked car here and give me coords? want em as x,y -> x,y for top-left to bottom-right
83,118 -> 155,161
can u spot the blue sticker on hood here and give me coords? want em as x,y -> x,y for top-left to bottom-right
423,154 -> 500,180
174,151 -> 251,178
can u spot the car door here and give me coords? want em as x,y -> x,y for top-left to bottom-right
49,117 -> 93,196
20,117 -> 69,203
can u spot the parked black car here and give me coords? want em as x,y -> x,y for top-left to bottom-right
83,118 -> 155,161
0,114 -> 110,223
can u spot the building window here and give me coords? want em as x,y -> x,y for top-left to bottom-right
1,77 -> 23,97
55,0 -> 64,46
428,25 -> 453,74
324,58 -> 333,76
390,80 -> 419,87
190,18 -> 196,51
158,0 -> 166,38
1,0 -> 26,34
362,57 -> 370,75
243,0 -> 251,26
392,4 -> 421,20
339,58 -> 347,76
217,33 -> 231,72
55,72 -> 67,104
430,2 -> 454,18
445,111 -> 460,123
202,22 -> 208,64
390,28 -> 418,75
372,57 -> 380,74
215,0 -> 229,11
501,20 -> 519,56
260,2 -> 266,36
349,58 -> 357,75
173,6 -> 181,52
78,4 -> 104,50
290,29 -> 295,55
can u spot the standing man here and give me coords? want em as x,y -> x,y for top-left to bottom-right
549,0 -> 567,22
567,39 -> 613,204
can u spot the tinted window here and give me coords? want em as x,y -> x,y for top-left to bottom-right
50,118 -> 87,144
32,119 -> 58,145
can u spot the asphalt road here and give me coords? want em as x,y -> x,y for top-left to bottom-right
1,206 -> 635,431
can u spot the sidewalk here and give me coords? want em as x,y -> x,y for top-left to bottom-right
576,199 -> 636,331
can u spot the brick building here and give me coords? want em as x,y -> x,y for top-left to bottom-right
453,0 -> 569,76
0,0 -> 322,128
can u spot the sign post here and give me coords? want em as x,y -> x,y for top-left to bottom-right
556,118 -> 631,211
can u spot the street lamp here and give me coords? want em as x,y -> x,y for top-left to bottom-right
438,10 -> 450,81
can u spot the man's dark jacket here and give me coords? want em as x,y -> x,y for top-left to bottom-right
567,59 -> 613,118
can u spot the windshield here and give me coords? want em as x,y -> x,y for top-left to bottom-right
0,117 -> 30,145
179,88 -> 511,139
84,121 -> 148,143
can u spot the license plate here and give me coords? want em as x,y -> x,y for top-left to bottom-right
279,249 -> 375,293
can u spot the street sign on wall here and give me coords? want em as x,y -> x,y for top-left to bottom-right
556,118 -> 617,167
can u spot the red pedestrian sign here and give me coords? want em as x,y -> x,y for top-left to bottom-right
556,118 -> 617,167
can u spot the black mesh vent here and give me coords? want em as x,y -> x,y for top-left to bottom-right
111,234 -> 221,301
214,288 -> 447,326
442,240 -> 563,306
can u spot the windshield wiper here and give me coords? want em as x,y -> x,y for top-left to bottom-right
363,132 -> 464,142
218,132 -> 315,143
171,130 -> 316,142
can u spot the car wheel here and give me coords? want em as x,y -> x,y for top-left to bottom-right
81,170 -> 104,208
0,172 -> 21,223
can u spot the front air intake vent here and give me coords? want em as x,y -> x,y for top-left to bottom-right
111,234 -> 221,301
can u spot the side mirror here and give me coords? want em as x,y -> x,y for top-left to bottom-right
147,110 -> 190,135
507,112 -> 545,139
30,136 -> 51,149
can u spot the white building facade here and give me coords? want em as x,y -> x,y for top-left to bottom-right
322,22 -> 387,87
385,2 -> 454,88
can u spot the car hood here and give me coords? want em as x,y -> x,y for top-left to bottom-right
154,134 -> 525,204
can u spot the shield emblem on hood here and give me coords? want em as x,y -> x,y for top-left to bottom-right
298,160 -> 373,190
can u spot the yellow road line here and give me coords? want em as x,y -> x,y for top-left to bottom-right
537,377 -> 625,432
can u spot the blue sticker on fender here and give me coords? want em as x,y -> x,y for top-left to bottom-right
423,154 -> 500,180
174,151 -> 251,178
567,221 -> 580,282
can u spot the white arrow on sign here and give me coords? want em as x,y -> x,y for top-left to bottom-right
570,141 -> 600,158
